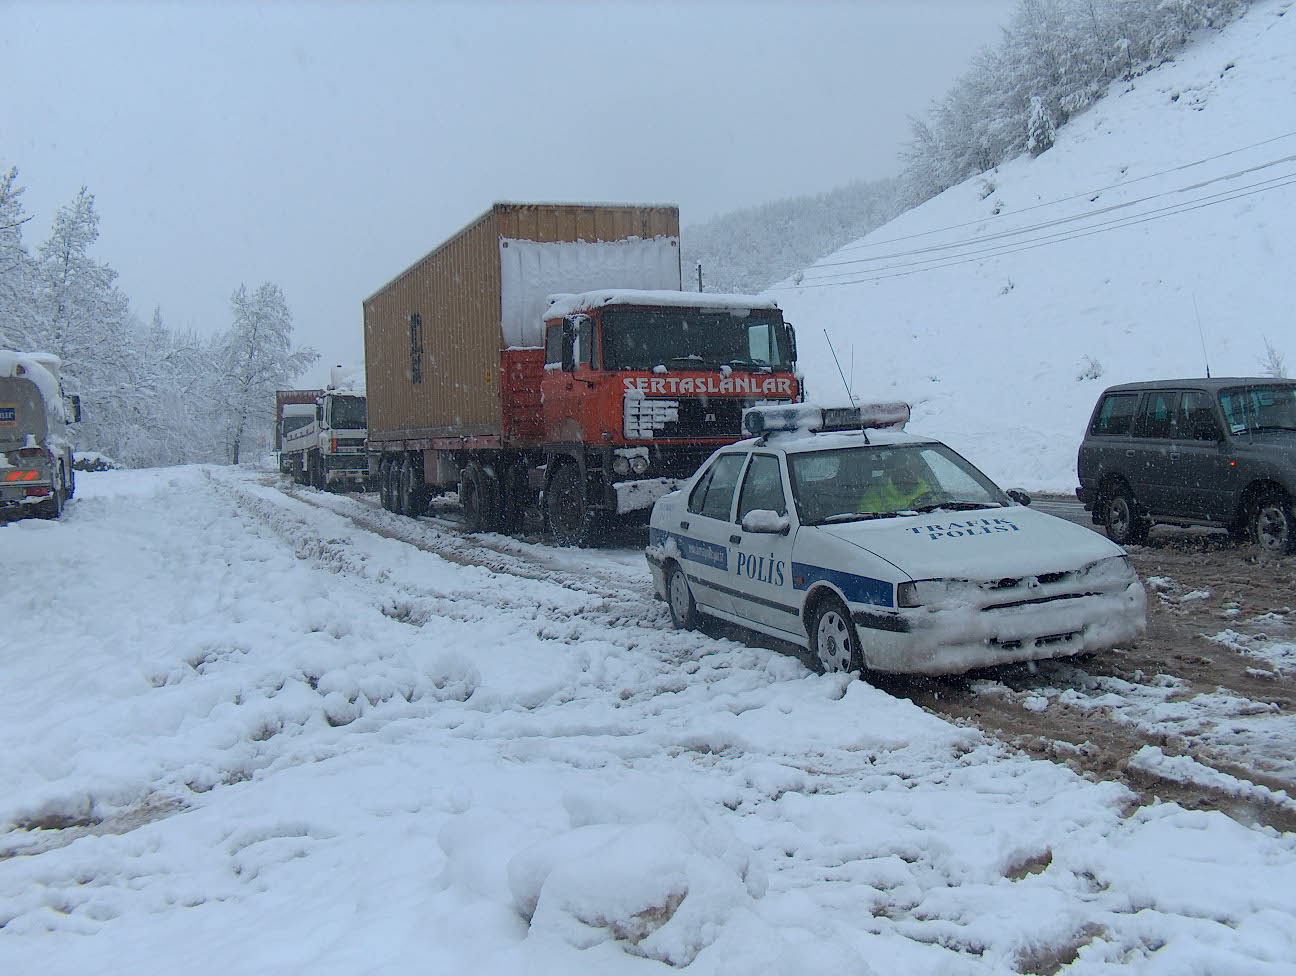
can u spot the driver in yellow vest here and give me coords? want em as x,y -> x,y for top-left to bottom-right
856,459 -> 933,514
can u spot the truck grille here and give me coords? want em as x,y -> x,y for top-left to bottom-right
624,397 -> 755,440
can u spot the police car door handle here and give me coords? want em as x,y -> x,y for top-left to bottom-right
729,534 -> 742,544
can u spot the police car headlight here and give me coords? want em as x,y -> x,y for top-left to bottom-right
630,456 -> 650,475
612,456 -> 631,476
1078,554 -> 1134,583
897,579 -> 972,608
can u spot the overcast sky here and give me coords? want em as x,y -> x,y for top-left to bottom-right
4,0 -> 1016,385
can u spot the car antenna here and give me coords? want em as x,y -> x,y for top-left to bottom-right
1193,293 -> 1211,378
824,330 -> 869,442
824,330 -> 856,402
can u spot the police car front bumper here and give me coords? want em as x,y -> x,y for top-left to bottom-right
852,578 -> 1147,675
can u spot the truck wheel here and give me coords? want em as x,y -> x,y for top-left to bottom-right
460,464 -> 498,533
1250,492 -> 1295,553
1102,486 -> 1149,545
809,595 -> 863,674
310,453 -> 326,490
666,562 -> 701,630
545,462 -> 591,546
38,465 -> 66,519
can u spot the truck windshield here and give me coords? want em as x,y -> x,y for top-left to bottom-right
328,396 -> 367,429
600,309 -> 792,371
788,444 -> 1008,524
281,415 -> 312,436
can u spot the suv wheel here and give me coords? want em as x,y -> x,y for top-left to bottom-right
1251,494 -> 1295,553
1103,487 -> 1149,546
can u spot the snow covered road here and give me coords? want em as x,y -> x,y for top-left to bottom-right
2,467 -> 1295,975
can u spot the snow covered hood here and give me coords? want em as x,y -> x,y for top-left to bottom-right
817,504 -> 1125,580
546,289 -> 779,320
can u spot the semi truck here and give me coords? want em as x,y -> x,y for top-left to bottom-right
276,374 -> 369,490
1,351 -> 80,519
363,201 -> 801,544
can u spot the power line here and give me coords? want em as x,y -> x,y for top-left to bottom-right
793,169 -> 1296,285
832,129 -> 1296,256
799,153 -> 1296,277
776,174 -> 1296,291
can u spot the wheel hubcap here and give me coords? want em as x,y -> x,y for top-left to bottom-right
1256,505 -> 1288,551
670,573 -> 690,622
1109,498 -> 1130,536
816,611 -> 853,672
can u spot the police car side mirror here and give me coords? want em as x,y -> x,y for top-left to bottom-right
1007,489 -> 1032,506
741,510 -> 791,534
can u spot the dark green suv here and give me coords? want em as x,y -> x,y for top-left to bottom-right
1077,378 -> 1296,553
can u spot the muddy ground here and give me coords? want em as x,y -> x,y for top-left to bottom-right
887,526 -> 1296,831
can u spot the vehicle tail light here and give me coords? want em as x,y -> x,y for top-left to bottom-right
25,486 -> 51,497
17,446 -> 51,460
4,470 -> 42,482
331,438 -> 338,452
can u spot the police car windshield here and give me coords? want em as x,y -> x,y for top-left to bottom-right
788,444 -> 1007,525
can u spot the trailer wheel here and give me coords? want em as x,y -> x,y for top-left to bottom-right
460,464 -> 498,533
378,459 -> 395,510
546,462 -> 594,546
398,459 -> 425,517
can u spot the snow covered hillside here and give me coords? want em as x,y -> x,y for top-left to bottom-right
775,0 -> 1296,492
3,467 -> 1296,974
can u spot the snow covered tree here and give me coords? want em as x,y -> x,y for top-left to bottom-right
898,0 -> 1251,204
0,166 -> 36,349
217,282 -> 317,464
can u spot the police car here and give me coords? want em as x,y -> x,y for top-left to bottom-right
646,403 -> 1147,676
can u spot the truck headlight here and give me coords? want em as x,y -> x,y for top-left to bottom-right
630,456 -> 650,475
612,456 -> 631,476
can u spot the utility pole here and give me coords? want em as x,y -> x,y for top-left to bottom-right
696,262 -> 703,293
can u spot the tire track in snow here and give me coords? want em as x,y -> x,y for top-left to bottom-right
254,472 -> 1296,833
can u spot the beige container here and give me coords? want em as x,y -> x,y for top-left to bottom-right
363,202 -> 680,441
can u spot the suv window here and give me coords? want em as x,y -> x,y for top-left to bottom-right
736,454 -> 786,521
688,453 -> 746,521
1133,391 -> 1179,439
1090,393 -> 1138,436
1181,391 -> 1222,441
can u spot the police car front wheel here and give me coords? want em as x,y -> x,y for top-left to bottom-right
810,596 -> 863,674
667,563 -> 702,630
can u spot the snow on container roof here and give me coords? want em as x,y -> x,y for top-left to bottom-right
0,350 -> 65,422
545,289 -> 780,321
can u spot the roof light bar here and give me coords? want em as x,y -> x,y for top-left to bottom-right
742,402 -> 910,436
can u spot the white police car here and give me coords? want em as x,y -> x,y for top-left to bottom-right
646,403 -> 1147,676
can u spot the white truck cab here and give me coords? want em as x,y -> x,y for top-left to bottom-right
647,403 -> 1146,676
1,351 -> 80,519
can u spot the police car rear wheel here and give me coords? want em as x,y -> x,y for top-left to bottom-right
667,563 -> 701,630
811,597 -> 862,674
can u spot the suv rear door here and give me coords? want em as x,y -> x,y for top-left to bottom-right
1169,390 -> 1240,520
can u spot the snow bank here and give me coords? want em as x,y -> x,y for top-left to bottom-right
2,465 -> 1295,974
